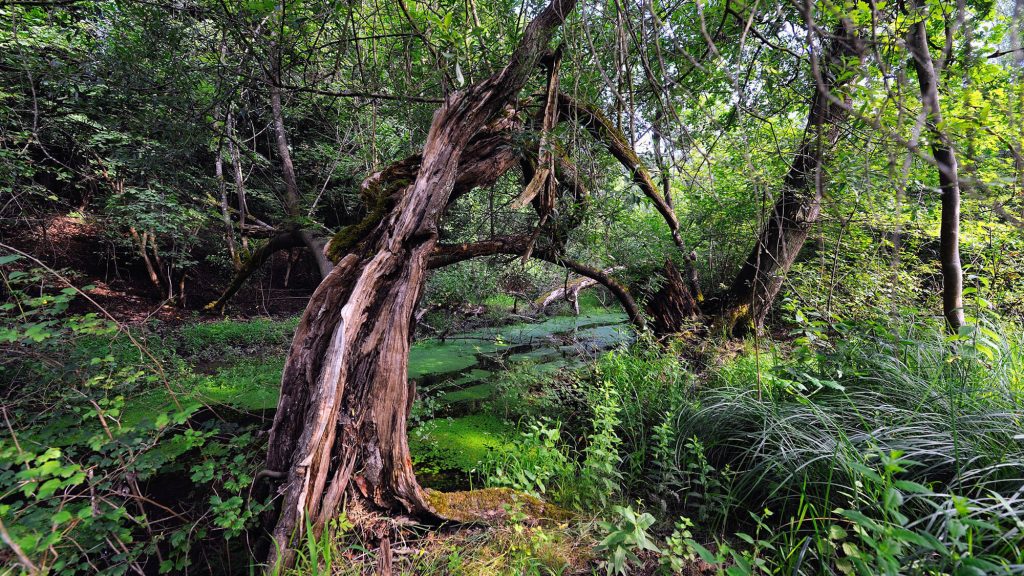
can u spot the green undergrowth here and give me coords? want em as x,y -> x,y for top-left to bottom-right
410,414 -> 516,474
185,357 -> 285,410
177,316 -> 299,357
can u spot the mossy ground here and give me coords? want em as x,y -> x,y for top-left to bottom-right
426,487 -> 573,524
410,414 -> 515,473
103,311 -> 627,494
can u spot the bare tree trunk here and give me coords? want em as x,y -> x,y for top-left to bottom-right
215,144 -> 240,269
128,227 -> 163,299
534,267 -> 623,311
429,237 -> 646,330
907,1 -> 965,332
722,21 -> 864,334
268,73 -> 334,278
262,0 -> 576,569
227,112 -> 250,253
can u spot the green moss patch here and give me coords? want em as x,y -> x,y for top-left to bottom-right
441,382 -> 497,404
426,487 -> 572,524
410,414 -> 515,473
409,339 -> 491,379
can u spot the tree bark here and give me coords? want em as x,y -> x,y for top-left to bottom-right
429,238 -> 645,330
268,72 -> 334,279
215,142 -> 240,270
262,0 -> 577,569
227,111 -> 250,253
647,258 -> 699,335
722,21 -> 864,334
907,2 -> 965,332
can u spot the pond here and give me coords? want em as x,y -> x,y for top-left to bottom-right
405,308 -> 631,489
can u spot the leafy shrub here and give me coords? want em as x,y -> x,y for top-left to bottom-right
0,258 -> 267,574
482,419 -> 573,498
595,504 -> 660,575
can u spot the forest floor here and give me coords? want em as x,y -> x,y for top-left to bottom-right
5,222 -> 1022,575
108,299 -> 642,574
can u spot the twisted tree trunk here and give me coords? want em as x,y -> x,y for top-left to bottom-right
262,0 -> 577,569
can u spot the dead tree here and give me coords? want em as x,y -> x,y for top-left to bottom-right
261,0 -> 578,569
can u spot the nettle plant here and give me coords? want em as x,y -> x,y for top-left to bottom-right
0,256 -> 265,574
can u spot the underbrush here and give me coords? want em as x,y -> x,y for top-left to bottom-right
467,318 -> 1024,574
668,318 -> 1024,574
284,509 -> 598,576
5,256 -> 1022,575
0,262 -> 271,575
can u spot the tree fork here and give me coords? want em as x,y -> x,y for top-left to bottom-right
262,0 -> 577,569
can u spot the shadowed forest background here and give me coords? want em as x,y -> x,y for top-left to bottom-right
1,0 -> 1023,574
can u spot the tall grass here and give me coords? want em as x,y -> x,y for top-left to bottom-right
672,319 -> 1024,572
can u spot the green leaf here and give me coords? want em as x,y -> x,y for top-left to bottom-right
684,539 -> 718,564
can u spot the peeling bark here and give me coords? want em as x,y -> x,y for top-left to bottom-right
262,0 -> 577,569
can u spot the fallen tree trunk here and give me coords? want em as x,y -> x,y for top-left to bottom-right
205,232 -> 305,313
430,238 -> 645,329
534,267 -> 623,313
262,0 -> 577,569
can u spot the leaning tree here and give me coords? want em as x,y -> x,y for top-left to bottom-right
260,0 -> 579,568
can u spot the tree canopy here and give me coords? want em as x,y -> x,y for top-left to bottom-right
1,0 -> 1023,573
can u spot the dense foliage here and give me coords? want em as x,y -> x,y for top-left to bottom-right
2,0 -> 1023,573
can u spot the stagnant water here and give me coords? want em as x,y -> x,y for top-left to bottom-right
404,308 -> 631,489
